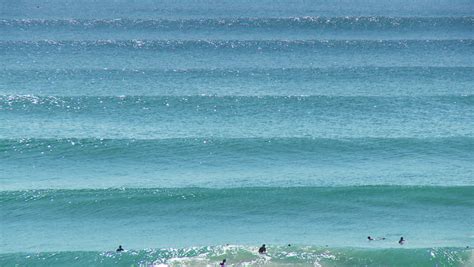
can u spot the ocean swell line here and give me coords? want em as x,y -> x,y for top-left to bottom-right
1,39 -> 472,50
1,137 -> 473,160
1,16 -> 472,29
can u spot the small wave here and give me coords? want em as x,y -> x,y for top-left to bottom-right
1,17 -> 472,30
1,39 -> 472,50
3,185 -> 474,214
1,94 -> 472,110
1,67 -> 472,97
0,95 -> 472,139
1,136 -> 473,160
2,66 -> 472,78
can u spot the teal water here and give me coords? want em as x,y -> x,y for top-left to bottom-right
1,0 -> 473,266
2,17 -> 473,41
1,67 -> 473,96
2,186 -> 474,253
2,40 -> 473,70
1,137 -> 473,189
1,246 -> 473,266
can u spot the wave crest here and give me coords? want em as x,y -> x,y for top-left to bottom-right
1,246 -> 472,266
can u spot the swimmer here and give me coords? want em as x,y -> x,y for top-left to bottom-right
219,259 -> 226,266
399,237 -> 405,245
116,245 -> 124,252
258,244 -> 266,254
367,236 -> 374,241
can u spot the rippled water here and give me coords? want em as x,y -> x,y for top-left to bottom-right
1,0 -> 473,266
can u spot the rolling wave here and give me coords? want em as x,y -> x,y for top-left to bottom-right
2,95 -> 472,111
2,39 -> 472,50
2,187 -> 473,253
2,39 -> 471,69
1,95 -> 472,139
1,67 -> 472,97
0,246 -> 472,267
3,185 -> 473,209
2,0 -> 472,19
2,16 -> 472,41
3,66 -> 472,79
1,137 -> 473,160
1,137 -> 473,189
2,17 -> 472,29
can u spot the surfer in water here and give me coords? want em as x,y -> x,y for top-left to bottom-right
116,245 -> 124,252
258,244 -> 267,254
399,237 -> 405,245
368,236 -> 386,241
219,259 -> 226,266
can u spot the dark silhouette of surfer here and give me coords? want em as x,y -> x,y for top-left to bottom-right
368,236 -> 385,241
116,245 -> 124,252
258,244 -> 266,254
399,237 -> 405,245
219,259 -> 226,266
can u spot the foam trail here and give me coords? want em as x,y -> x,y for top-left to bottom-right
0,246 -> 472,267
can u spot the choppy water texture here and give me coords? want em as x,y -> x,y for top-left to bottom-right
1,0 -> 473,266
1,246 -> 473,267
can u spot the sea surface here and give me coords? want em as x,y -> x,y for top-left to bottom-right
0,0 -> 473,266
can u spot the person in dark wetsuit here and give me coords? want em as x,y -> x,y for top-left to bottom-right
116,245 -> 124,252
367,236 -> 374,241
258,244 -> 266,254
399,237 -> 405,245
219,259 -> 226,266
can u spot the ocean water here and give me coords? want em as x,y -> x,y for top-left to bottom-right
0,0 -> 473,266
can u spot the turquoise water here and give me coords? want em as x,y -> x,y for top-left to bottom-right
1,246 -> 473,266
2,186 -> 474,252
1,0 -> 473,266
